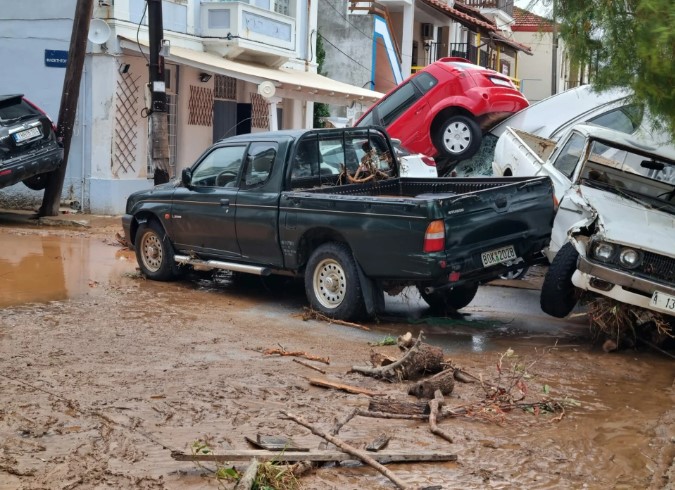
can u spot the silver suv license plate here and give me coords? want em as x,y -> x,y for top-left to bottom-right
481,245 -> 517,267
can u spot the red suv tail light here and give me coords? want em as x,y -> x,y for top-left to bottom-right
423,220 -> 445,252
421,156 -> 436,167
486,75 -> 515,89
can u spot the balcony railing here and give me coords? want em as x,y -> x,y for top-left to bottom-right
462,0 -> 514,17
200,1 -> 296,65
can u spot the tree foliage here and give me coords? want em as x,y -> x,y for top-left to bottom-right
536,0 -> 675,138
313,32 -> 330,128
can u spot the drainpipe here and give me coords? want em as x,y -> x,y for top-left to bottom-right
476,32 -> 481,65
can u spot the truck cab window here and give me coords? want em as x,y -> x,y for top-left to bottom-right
243,142 -> 277,188
553,133 -> 585,179
191,145 -> 246,187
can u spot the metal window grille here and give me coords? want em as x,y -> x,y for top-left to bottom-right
274,0 -> 289,15
214,74 -> 237,100
166,94 -> 178,176
250,92 -> 269,129
188,85 -> 213,126
112,73 -> 142,176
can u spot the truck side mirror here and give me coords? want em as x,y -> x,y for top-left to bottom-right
181,168 -> 193,187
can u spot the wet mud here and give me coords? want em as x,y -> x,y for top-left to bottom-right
0,220 -> 673,489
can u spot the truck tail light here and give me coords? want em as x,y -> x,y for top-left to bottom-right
423,220 -> 445,253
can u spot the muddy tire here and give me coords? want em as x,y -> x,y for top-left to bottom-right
540,243 -> 580,318
134,220 -> 178,281
305,243 -> 365,321
418,283 -> 479,311
433,115 -> 481,160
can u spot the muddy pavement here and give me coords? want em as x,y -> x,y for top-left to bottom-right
0,217 -> 674,489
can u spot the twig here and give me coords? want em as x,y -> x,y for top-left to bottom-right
309,377 -> 384,396
292,358 -> 327,374
356,409 -> 429,420
351,332 -> 424,377
301,308 -> 370,330
428,390 -> 453,444
262,346 -> 330,365
282,411 -> 410,489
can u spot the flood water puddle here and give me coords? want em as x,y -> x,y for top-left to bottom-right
0,233 -> 136,308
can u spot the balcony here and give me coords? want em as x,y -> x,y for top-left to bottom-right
462,0 -> 514,17
200,1 -> 296,67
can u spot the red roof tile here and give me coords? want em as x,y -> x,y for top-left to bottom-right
512,6 -> 554,32
421,0 -> 497,33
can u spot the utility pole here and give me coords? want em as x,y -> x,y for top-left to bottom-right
39,0 -> 94,217
147,0 -> 170,185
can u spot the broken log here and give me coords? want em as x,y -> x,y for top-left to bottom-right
408,368 -> 455,399
368,398 -> 430,415
282,411 -> 411,489
309,378 -> 384,396
171,449 -> 457,464
453,368 -> 478,384
428,390 -> 453,444
351,332 -> 444,380
233,458 -> 259,490
370,350 -> 397,367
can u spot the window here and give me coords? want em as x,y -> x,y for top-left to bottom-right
377,82 -> 420,126
588,104 -> 643,135
412,72 -> 438,94
553,133 -> 585,179
191,145 -> 246,187
0,98 -> 39,121
291,137 -> 319,179
243,142 -> 277,187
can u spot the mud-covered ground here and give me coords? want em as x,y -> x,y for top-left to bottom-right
0,214 -> 673,489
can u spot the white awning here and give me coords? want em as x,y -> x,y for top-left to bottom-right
119,37 -> 383,106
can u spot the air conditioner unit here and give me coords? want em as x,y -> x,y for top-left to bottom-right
421,23 -> 434,41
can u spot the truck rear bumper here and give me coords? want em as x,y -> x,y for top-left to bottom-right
572,255 -> 675,313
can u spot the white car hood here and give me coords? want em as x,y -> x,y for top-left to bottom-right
580,185 -> 675,255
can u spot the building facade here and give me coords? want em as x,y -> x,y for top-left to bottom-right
0,0 -> 380,214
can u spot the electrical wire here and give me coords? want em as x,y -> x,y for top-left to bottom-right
137,2 -> 149,64
317,32 -> 398,87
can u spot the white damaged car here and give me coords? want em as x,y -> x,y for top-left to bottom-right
534,125 -> 675,319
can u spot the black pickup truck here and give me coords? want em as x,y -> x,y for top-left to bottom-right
123,126 -> 554,321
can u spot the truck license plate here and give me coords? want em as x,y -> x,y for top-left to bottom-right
13,126 -> 41,143
650,291 -> 675,314
481,245 -> 517,267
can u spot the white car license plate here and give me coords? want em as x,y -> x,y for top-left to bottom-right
13,127 -> 41,143
650,291 -> 675,314
481,245 -> 517,268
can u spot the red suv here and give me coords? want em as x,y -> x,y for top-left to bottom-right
355,58 -> 528,163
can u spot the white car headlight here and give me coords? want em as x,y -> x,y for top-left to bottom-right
619,248 -> 641,268
593,242 -> 615,261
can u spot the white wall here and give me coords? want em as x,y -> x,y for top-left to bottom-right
512,30 -> 553,102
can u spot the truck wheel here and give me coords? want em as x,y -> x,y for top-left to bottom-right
305,243 -> 365,321
434,115 -> 481,160
499,258 -> 529,280
134,220 -> 178,281
540,243 -> 580,318
418,283 -> 479,311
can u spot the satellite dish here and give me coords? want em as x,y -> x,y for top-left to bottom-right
88,19 -> 111,45
257,81 -> 276,99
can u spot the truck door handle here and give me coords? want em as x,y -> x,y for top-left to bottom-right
220,199 -> 230,206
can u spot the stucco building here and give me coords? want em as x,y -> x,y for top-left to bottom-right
0,0 -> 380,214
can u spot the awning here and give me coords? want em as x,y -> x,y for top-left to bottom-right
119,37 -> 383,106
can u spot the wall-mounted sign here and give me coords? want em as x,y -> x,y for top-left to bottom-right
45,50 -> 68,68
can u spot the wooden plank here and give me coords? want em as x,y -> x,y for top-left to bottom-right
171,449 -> 457,464
309,377 -> 384,396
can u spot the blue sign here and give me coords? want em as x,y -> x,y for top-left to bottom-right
45,50 -> 68,68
